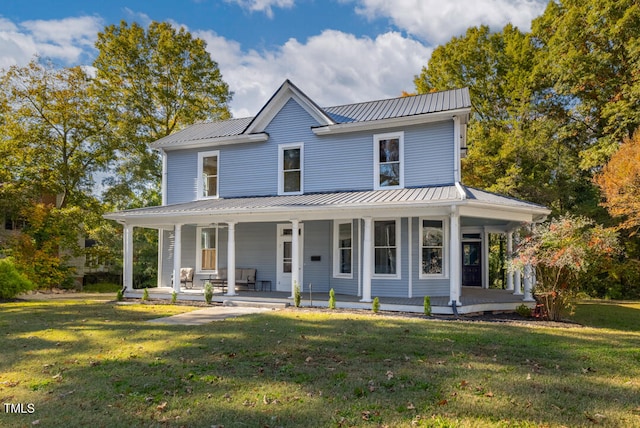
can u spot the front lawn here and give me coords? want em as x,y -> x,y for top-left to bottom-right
0,299 -> 638,427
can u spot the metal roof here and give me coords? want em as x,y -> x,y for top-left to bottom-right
105,185 -> 547,221
149,86 -> 471,149
150,117 -> 254,148
323,88 -> 471,123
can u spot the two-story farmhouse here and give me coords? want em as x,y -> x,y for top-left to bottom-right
105,80 -> 550,314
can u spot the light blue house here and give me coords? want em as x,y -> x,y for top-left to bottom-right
106,80 -> 549,313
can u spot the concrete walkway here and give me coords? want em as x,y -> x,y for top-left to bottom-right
146,306 -> 275,325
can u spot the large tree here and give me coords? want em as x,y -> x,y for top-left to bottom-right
0,60 -> 112,209
414,25 -> 590,214
594,131 -> 640,234
531,0 -> 640,170
93,21 -> 233,208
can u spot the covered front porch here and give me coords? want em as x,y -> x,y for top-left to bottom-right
107,185 -> 550,313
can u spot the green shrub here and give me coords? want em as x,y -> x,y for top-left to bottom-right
116,289 -> 124,301
204,282 -> 213,304
328,288 -> 336,309
372,297 -> 380,313
171,291 -> 178,304
424,296 -> 432,316
516,304 -> 531,318
0,258 -> 34,299
293,282 -> 301,307
142,287 -> 149,301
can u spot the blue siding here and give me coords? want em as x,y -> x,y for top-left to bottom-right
302,221 -> 331,293
164,97 -> 457,203
404,121 -> 455,187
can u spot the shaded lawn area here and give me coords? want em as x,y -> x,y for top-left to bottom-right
0,299 -> 639,427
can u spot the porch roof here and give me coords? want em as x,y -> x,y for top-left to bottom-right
104,184 -> 550,227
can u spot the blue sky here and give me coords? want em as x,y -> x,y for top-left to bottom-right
0,0 -> 548,117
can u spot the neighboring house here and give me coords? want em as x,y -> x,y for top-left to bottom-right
105,80 -> 549,310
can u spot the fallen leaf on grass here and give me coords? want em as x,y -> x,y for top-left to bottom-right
157,401 -> 167,411
31,420 -> 40,425
485,391 -> 494,398
407,402 -> 415,410
437,399 -> 448,406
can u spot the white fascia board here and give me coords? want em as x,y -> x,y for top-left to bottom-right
312,107 -> 472,135
458,203 -> 550,223
153,133 -> 268,151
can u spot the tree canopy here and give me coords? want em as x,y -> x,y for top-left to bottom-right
93,21 -> 233,208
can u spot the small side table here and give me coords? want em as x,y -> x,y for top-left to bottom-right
258,280 -> 272,292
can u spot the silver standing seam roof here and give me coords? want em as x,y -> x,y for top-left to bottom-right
104,185 -> 548,221
150,87 -> 471,149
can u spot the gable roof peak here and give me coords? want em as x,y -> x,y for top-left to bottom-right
243,79 -> 336,134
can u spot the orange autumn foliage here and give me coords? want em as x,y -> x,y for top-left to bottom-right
595,130 -> 640,234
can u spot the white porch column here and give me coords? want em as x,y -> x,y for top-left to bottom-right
123,224 -> 134,292
449,208 -> 462,306
523,263 -> 535,301
506,232 -> 514,291
514,268 -> 523,295
361,217 -> 372,302
173,224 -> 183,293
290,220 -> 300,298
226,221 -> 237,296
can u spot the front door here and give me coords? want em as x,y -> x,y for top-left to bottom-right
462,242 -> 482,286
276,224 -> 304,292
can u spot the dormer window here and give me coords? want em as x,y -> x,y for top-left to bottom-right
279,143 -> 303,195
198,150 -> 219,199
374,132 -> 404,190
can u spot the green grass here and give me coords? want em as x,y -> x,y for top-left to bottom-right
82,282 -> 121,293
0,299 -> 639,427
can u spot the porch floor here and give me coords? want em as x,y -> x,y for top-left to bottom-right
127,286 -> 530,315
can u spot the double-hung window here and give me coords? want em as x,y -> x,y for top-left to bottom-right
279,143 -> 303,195
420,219 -> 446,278
197,226 -> 218,272
333,220 -> 353,278
374,132 -> 404,190
198,150 -> 219,199
374,219 -> 399,277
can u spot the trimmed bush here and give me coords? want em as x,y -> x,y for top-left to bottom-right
328,288 -> 336,309
293,282 -> 301,307
116,289 -> 124,301
204,282 -> 213,304
424,296 -> 432,316
142,287 -> 149,301
372,296 -> 380,313
0,258 -> 34,299
171,291 -> 178,304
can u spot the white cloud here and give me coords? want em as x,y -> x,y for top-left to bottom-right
0,16 -> 102,69
225,0 -> 295,18
197,29 -> 432,117
352,0 -> 547,45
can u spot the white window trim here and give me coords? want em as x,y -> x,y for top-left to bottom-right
372,218 -> 401,280
419,217 -> 449,279
197,150 -> 220,200
278,143 -> 304,195
373,131 -> 404,190
333,220 -> 353,279
196,225 -> 218,274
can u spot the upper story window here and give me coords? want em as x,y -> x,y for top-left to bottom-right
196,225 -> 218,273
420,219 -> 446,278
374,132 -> 404,190
279,143 -> 303,195
198,150 -> 219,199
333,220 -> 353,278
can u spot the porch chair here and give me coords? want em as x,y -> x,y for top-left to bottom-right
180,267 -> 194,289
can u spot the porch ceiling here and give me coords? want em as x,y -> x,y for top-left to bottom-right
104,184 -> 550,227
